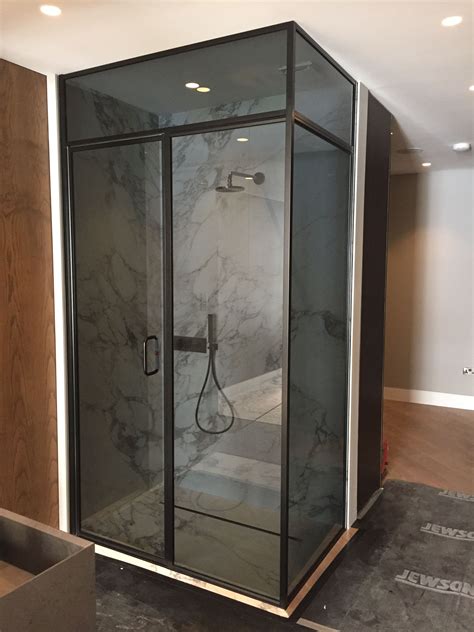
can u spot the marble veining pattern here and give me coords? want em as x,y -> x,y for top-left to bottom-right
222,369 -> 282,424
287,139 -> 351,585
171,124 -> 286,514
74,140 -> 165,526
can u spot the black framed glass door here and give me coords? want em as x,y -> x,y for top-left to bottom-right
70,138 -> 166,557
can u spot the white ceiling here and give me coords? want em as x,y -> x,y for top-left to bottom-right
1,0 -> 473,174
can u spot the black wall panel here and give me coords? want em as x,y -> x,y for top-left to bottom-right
357,93 -> 391,512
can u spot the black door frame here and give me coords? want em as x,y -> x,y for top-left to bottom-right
64,115 -> 290,607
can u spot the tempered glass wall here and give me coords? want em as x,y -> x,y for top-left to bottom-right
65,30 -> 287,142
62,22 -> 354,607
288,126 -> 351,591
294,33 -> 353,144
172,124 -> 285,597
71,140 -> 165,556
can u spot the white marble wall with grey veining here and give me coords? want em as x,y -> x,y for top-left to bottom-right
66,83 -> 161,141
171,124 -> 285,496
66,80 -> 283,141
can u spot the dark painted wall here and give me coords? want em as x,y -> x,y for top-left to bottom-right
357,92 -> 391,512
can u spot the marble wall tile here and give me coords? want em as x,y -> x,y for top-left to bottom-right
66,80 -> 283,142
66,83 -> 161,141
171,125 -> 286,501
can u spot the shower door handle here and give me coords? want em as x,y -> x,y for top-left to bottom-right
143,335 -> 160,376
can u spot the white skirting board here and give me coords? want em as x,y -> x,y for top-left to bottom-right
384,388 -> 474,411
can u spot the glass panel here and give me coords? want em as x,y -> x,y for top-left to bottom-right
72,140 -> 165,557
295,33 -> 353,144
172,123 -> 286,598
288,125 -> 351,591
65,30 -> 287,142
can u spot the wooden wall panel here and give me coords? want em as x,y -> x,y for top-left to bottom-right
0,59 -> 58,527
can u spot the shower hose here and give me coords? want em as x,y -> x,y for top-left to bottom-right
195,317 -> 235,435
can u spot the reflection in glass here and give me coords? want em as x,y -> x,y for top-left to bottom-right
288,125 -> 351,591
65,30 -> 287,142
295,33 -> 353,144
172,123 -> 286,598
72,141 -> 165,557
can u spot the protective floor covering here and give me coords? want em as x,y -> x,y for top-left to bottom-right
298,480 -> 473,632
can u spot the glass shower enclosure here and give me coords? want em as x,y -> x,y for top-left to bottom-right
60,22 -> 355,608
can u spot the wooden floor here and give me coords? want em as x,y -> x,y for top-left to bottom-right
383,400 -> 474,494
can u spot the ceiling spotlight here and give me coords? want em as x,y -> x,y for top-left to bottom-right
196,86 -> 210,93
453,142 -> 471,152
469,85 -> 474,92
422,162 -> 432,167
237,137 -> 249,142
441,15 -> 463,27
185,82 -> 199,89
40,4 -> 62,16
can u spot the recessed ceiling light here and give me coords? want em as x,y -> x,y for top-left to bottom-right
422,162 -> 432,167
237,137 -> 249,142
185,82 -> 199,89
453,142 -> 471,152
196,86 -> 210,93
441,15 -> 463,27
469,85 -> 474,92
40,4 -> 62,16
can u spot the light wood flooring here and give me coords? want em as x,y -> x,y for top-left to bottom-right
383,400 -> 474,494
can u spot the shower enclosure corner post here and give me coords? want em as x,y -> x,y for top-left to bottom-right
58,71 -> 79,538
279,19 -> 297,608
162,133 -> 175,565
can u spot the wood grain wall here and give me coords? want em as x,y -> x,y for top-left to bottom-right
0,59 -> 58,527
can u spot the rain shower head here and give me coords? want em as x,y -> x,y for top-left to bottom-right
216,176 -> 245,193
216,171 -> 265,193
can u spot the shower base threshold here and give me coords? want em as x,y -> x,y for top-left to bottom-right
94,527 -> 358,617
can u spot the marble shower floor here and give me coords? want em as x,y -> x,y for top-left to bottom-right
84,369 -> 285,591
83,425 -> 283,596
83,457 -> 282,597
222,368 -> 282,424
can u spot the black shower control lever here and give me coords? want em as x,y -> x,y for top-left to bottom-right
143,335 -> 160,376
173,335 -> 207,353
